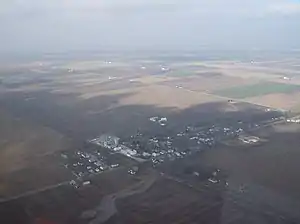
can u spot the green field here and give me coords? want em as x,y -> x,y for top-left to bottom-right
213,82 -> 300,99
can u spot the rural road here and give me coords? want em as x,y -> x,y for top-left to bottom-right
160,83 -> 285,111
0,181 -> 69,203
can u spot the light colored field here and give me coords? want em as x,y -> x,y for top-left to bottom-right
3,84 -> 48,93
246,92 -> 300,111
118,84 -> 222,109
220,68 -> 282,80
48,75 -> 180,100
291,103 -> 300,113
130,75 -> 178,84
163,75 -> 259,92
201,60 -> 300,74
194,61 -> 300,82
37,71 -> 225,110
4,58 -> 300,112
59,60 -> 130,71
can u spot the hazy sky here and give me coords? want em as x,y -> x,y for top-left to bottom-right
1,0 -> 300,53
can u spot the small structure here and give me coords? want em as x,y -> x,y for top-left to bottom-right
193,171 -> 200,177
161,67 -> 169,71
282,76 -> 291,80
90,135 -> 120,149
239,135 -> 260,144
159,117 -> 167,126
128,166 -> 139,175
149,117 -> 159,122
142,152 -> 151,158
108,76 -> 117,80
118,145 -> 137,157
110,164 -> 119,168
61,153 -> 68,159
69,180 -> 79,188
160,117 -> 167,122
82,181 -> 91,186
208,178 -> 218,184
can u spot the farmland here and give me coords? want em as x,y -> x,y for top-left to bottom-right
213,82 -> 300,99
1,52 -> 300,223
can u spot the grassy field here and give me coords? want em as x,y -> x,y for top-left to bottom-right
213,82 -> 300,99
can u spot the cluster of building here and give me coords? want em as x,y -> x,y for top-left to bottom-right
69,180 -> 91,189
125,112 -> 284,166
286,118 -> 300,123
89,135 -> 146,163
89,135 -> 120,149
116,124 -> 241,166
61,149 -> 119,182
81,110 -> 284,169
149,116 -> 168,126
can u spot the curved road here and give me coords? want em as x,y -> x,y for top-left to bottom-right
81,173 -> 158,224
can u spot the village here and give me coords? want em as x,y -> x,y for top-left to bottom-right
60,108 -> 286,188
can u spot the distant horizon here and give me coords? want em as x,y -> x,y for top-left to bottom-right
1,0 -> 299,54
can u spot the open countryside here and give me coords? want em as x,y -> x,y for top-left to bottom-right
1,51 -> 300,224
213,82 -> 300,99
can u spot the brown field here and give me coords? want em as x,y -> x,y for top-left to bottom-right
1,56 -> 300,223
116,177 -> 224,224
118,85 -> 222,109
0,109 -> 73,197
0,167 -> 142,224
4,72 -> 224,111
162,75 -> 259,92
198,60 -> 300,79
245,92 -> 300,111
196,123 -> 300,199
0,110 -> 71,174
3,58 -> 300,112
0,155 -> 72,198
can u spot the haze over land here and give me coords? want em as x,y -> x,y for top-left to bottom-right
1,0 -> 300,54
1,51 -> 300,223
1,1 -> 300,224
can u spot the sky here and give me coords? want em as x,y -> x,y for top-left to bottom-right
0,0 -> 300,54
